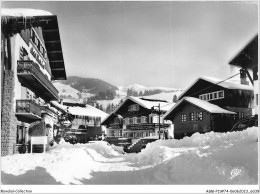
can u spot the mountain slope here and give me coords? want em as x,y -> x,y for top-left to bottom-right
60,76 -> 118,94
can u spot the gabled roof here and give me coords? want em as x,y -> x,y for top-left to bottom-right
229,34 -> 258,69
178,76 -> 253,100
50,101 -> 108,120
164,97 -> 236,120
2,8 -> 66,80
101,96 -> 175,125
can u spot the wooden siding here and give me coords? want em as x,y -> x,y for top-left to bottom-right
172,101 -> 211,136
181,79 -> 253,108
116,100 -> 152,118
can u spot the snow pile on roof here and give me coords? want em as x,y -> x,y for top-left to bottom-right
50,101 -> 68,112
184,97 -> 236,114
202,76 -> 253,90
127,96 -> 171,110
178,76 -> 253,99
67,105 -> 108,119
164,97 -> 236,118
1,8 -> 53,17
2,127 -> 258,185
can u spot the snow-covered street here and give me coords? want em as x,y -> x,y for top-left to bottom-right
1,127 -> 258,185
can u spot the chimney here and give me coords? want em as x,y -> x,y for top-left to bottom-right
240,69 -> 249,85
60,99 -> 63,105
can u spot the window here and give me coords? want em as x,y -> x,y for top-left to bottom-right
190,112 -> 195,121
137,117 -> 141,124
141,116 -> 147,123
218,91 -> 224,98
133,104 -> 139,111
209,94 -> 213,100
125,118 -> 129,125
199,90 -> 224,101
241,112 -> 244,119
196,112 -> 203,121
128,104 -> 139,112
256,94 -> 258,105
198,112 -> 203,121
153,116 -> 159,123
181,114 -> 187,122
129,118 -> 133,124
133,117 -> 138,124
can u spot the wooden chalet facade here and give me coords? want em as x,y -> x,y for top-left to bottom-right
164,77 -> 254,139
101,96 -> 174,144
229,34 -> 258,115
1,9 -> 66,155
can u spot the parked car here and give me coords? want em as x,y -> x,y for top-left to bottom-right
64,133 -> 78,144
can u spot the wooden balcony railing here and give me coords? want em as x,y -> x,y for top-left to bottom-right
41,105 -> 58,119
109,123 -> 123,129
125,123 -> 170,131
17,60 -> 59,101
16,100 -> 42,120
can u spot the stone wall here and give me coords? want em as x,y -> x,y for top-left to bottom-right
1,70 -> 18,156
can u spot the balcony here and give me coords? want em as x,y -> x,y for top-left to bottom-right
126,123 -> 170,131
108,123 -> 123,129
41,105 -> 58,119
15,100 -> 42,123
17,60 -> 59,101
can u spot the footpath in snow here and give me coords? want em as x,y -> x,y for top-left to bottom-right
1,127 -> 258,185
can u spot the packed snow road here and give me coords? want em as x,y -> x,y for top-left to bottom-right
1,127 -> 258,185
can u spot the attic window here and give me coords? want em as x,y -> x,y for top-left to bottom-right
128,104 -> 139,112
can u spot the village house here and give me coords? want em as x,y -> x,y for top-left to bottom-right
101,96 -> 175,145
164,76 -> 254,139
51,101 -> 108,143
1,9 -> 66,155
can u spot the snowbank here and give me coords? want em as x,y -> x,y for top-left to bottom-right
1,127 -> 258,185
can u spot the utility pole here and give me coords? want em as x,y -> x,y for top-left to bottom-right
158,103 -> 161,139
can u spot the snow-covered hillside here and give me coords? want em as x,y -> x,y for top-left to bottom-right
118,84 -> 181,94
53,82 -> 94,102
2,127 -> 258,185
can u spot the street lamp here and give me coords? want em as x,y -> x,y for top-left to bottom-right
151,104 -> 161,139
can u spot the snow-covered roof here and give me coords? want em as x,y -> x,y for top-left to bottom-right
164,97 -> 236,119
1,8 -> 66,80
1,8 -> 53,17
50,101 -> 68,112
67,105 -> 108,119
129,96 -> 170,110
178,76 -> 253,100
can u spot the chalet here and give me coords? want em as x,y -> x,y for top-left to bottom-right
1,9 -> 66,155
101,96 -> 175,144
164,77 -> 254,139
163,97 -> 236,139
229,34 -> 258,115
51,101 -> 108,143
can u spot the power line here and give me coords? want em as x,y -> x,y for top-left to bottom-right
180,73 -> 241,98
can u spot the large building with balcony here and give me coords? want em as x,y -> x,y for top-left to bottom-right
164,76 -> 254,139
1,9 -> 66,156
101,96 -> 175,144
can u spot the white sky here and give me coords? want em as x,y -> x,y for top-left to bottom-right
2,1 -> 258,89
